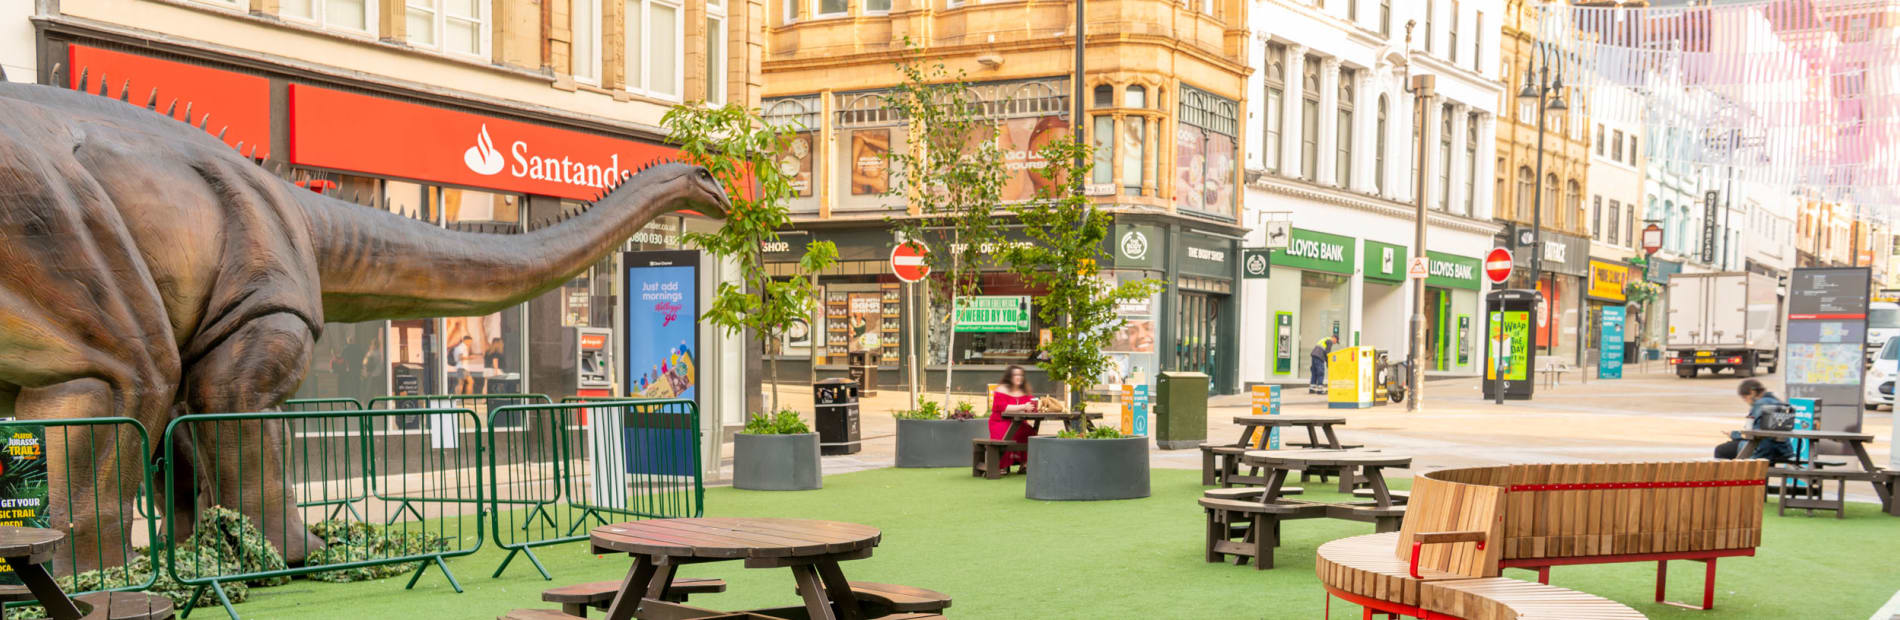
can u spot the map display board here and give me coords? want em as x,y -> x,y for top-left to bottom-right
1784,267 -> 1870,438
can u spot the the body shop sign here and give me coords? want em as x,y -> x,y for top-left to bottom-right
289,85 -> 678,201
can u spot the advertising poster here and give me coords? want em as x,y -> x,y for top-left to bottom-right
1106,320 -> 1156,353
780,317 -> 812,358
850,129 -> 889,195
955,296 -> 1032,333
1173,124 -> 1205,212
782,132 -> 816,197
847,293 -> 883,353
1786,267 -> 1871,439
623,251 -> 700,404
1486,310 -> 1530,381
999,116 -> 1067,202
1201,133 -> 1236,213
1599,305 -> 1625,379
0,422 -> 46,585
1121,384 -> 1150,436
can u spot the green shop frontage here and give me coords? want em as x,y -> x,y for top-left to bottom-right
758,215 -> 1244,396
1252,228 -> 1356,384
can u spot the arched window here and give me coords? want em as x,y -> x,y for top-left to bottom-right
1335,70 -> 1354,188
1515,166 -> 1534,222
1093,84 -> 1114,108
1374,95 -> 1388,195
1565,180 -> 1581,232
1301,55 -> 1321,181
1125,85 -> 1147,108
1543,173 -> 1559,226
1463,112 -> 1478,216
1263,43 -> 1286,173
1437,105 -> 1453,210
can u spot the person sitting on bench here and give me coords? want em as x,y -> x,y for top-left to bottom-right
989,365 -> 1040,470
1714,379 -> 1795,462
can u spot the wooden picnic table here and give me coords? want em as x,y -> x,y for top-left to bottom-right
0,526 -> 83,620
1228,415 -> 1348,449
1242,449 -> 1410,513
998,410 -> 1105,434
590,517 -> 882,620
1738,429 -> 1893,516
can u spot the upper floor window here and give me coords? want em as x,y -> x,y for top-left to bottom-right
1300,57 -> 1321,181
818,0 -> 846,17
1628,135 -> 1638,163
625,0 -> 684,100
281,0 -> 374,32
1125,85 -> 1147,108
1472,11 -> 1483,71
1374,95 -> 1387,194
1436,105 -> 1452,209
572,0 -> 602,84
1347,0 -> 1358,22
1094,85 -> 1115,108
1336,69 -> 1354,188
1464,112 -> 1477,215
1448,0 -> 1460,62
1380,0 -> 1391,36
406,0 -> 489,57
1424,0 -> 1435,52
706,0 -> 727,104
866,0 -> 891,13
1595,124 -> 1605,155
1611,129 -> 1624,162
1263,43 -> 1286,174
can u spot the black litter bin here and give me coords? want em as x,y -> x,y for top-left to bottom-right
814,378 -> 862,455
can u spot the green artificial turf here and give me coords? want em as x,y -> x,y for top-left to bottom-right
226,468 -> 1898,619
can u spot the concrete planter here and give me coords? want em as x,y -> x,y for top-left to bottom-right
895,418 -> 988,468
1025,436 -> 1151,501
733,433 -> 822,491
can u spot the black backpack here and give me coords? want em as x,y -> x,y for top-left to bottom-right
1756,403 -> 1799,432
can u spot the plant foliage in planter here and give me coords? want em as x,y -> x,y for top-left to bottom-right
1056,426 -> 1125,440
949,401 -> 977,420
893,401 -> 946,420
742,410 -> 812,435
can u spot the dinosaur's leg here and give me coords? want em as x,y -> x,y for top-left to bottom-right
15,378 -> 149,574
181,313 -> 326,565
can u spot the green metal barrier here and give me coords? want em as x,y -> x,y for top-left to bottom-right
161,409 -> 485,619
487,399 -> 702,580
281,398 -> 370,521
365,395 -> 550,524
0,417 -> 158,616
281,398 -> 363,412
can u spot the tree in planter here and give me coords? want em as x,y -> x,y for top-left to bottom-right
882,42 -> 1010,406
666,103 -> 839,416
1001,138 -> 1162,429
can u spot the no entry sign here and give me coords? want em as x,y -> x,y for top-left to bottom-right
1484,247 -> 1514,284
891,241 -> 930,282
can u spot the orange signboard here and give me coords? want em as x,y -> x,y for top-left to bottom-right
67,45 -> 271,155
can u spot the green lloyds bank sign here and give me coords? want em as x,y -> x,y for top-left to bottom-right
955,296 -> 1032,332
1270,228 -> 1355,275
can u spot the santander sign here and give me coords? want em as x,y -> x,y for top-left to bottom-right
288,84 -> 676,201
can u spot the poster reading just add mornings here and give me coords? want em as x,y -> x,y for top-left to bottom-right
623,251 -> 701,404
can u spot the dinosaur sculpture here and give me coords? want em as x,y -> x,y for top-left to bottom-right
0,79 -> 728,569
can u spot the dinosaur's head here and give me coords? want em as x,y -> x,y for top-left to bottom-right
652,162 -> 730,220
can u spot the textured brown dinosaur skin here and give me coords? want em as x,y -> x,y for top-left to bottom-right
0,81 -> 728,570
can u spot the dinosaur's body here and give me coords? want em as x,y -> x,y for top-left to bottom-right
0,81 -> 727,568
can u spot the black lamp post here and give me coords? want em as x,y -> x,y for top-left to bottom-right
1518,40 -> 1566,343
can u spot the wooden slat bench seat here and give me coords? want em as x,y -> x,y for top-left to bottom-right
970,439 -> 1027,480
1202,486 -> 1303,501
1768,467 -> 1871,518
501,610 -> 583,620
844,581 -> 951,614
75,591 -> 175,620
1287,441 -> 1365,450
1316,459 -> 1768,617
1352,488 -> 1410,503
1199,497 -> 1330,569
542,577 -> 727,616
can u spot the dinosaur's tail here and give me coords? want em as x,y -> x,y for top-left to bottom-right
299,163 -> 728,323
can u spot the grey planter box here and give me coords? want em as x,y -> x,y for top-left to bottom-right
733,432 -> 822,491
1025,436 -> 1151,501
895,418 -> 989,468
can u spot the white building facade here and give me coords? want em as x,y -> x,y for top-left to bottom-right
1241,0 -> 1505,385
1582,84 -> 1645,367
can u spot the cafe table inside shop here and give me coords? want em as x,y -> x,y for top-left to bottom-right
587,517 -> 948,620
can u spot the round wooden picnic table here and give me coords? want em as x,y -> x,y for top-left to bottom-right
590,518 -> 882,620
1242,449 -> 1412,509
0,526 -> 83,620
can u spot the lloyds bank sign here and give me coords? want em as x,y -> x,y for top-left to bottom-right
1270,228 -> 1356,275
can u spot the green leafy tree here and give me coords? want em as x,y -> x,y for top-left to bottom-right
666,103 -> 839,413
1001,138 -> 1161,418
882,41 -> 1010,405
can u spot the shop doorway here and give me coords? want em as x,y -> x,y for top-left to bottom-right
1299,271 -> 1350,379
1174,292 -> 1221,379
1426,288 -> 1450,371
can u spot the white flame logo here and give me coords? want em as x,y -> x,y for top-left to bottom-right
464,124 -> 505,176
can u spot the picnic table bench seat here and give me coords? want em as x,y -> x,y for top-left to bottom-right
1352,488 -> 1410,503
1202,486 -> 1302,501
842,582 -> 951,614
542,577 -> 728,616
1317,459 -> 1768,617
970,439 -> 1027,480
74,591 -> 175,620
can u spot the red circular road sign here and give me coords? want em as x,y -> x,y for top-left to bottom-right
1641,223 -> 1664,255
891,241 -> 930,282
1484,247 -> 1514,284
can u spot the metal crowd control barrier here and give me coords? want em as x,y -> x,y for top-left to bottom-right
162,409 -> 485,618
488,398 -> 703,580
281,398 -> 369,521
0,417 -> 158,616
366,395 -> 550,524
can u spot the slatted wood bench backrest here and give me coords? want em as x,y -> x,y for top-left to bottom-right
1397,466 -> 1507,578
1405,460 -> 1768,570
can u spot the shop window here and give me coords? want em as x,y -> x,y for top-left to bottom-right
706,0 -> 726,104
764,97 -> 821,209
281,0 -> 374,32
626,0 -> 685,99
1092,115 -> 1114,187
573,0 -> 602,84
1373,95 -> 1386,194
294,174 -> 389,407
1176,84 -> 1239,217
443,188 -> 526,428
1335,69 -> 1353,188
1263,43 -> 1286,174
406,0 -> 489,57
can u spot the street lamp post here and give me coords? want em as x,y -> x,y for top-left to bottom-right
1404,22 -> 1433,413
1518,40 -> 1566,353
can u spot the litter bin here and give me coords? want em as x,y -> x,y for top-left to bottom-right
847,351 -> 879,397
1153,371 -> 1208,450
814,378 -> 861,455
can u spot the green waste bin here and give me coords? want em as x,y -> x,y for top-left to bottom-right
1154,371 -> 1208,449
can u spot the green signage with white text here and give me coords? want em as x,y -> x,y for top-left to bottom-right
1425,252 -> 1483,291
954,296 -> 1032,333
1269,229 -> 1355,275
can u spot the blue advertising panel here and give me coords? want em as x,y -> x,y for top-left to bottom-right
1599,305 -> 1625,379
622,250 -> 700,403
1131,385 -> 1150,436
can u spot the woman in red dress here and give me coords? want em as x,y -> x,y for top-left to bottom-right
989,365 -> 1039,470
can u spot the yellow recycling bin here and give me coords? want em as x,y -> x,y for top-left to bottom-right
1326,346 -> 1375,409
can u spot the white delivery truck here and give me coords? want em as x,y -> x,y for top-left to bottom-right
1666,272 -> 1782,378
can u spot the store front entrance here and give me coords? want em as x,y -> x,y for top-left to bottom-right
1174,292 -> 1222,377
1300,271 -> 1350,369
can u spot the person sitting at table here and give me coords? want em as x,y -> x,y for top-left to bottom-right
1713,379 -> 1795,462
990,365 -> 1039,470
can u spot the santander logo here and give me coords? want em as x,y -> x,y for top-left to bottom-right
464,125 -> 506,176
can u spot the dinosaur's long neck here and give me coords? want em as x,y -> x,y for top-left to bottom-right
302,172 -> 699,323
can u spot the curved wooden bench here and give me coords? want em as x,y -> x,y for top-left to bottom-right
75,591 -> 175,620
1318,459 -> 1768,617
845,581 -> 951,613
